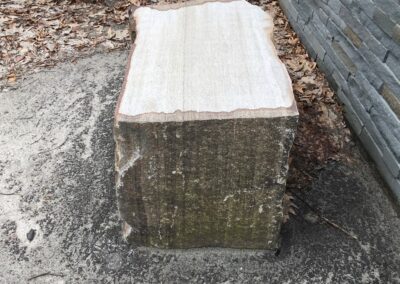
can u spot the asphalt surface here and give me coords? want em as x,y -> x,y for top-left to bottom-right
0,51 -> 399,283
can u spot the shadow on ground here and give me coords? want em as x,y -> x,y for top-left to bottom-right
0,51 -> 399,283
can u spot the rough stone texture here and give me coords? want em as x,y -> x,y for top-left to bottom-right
278,0 -> 400,203
115,117 -> 297,249
0,51 -> 400,282
115,1 -> 298,249
381,84 -> 400,118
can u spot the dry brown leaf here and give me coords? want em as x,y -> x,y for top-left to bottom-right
107,27 -> 116,39
102,40 -> 115,49
300,76 -> 316,85
282,192 -> 297,223
0,0 -> 132,81
293,84 -> 304,95
7,73 -> 16,83
114,29 -> 128,41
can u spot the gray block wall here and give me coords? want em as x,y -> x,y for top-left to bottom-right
278,0 -> 400,202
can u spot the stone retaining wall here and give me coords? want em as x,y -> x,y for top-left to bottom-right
278,0 -> 400,201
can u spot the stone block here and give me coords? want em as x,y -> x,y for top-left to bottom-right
331,69 -> 349,92
336,89 -> 364,136
364,32 -> 388,62
357,10 -> 400,59
331,41 -> 357,75
350,98 -> 400,182
326,72 -> 339,92
310,12 -> 332,45
302,25 -> 325,60
382,144 -> 400,179
380,34 -> 400,60
358,0 -> 375,19
370,109 -> 400,160
343,0 -> 362,17
328,0 -> 342,14
343,25 -> 362,48
346,76 -> 375,125
316,54 -> 330,76
365,111 -> 400,178
371,104 -> 400,143
353,53 -> 384,91
385,53 -> 400,80
338,0 -> 353,8
387,177 -> 400,202
375,0 -> 400,23
323,20 -> 361,79
316,7 -> 329,26
294,0 -> 313,25
323,6 -> 346,30
357,10 -> 384,41
359,126 -> 384,164
326,42 -> 352,80
359,128 -> 400,203
325,17 -> 340,40
352,74 -> 400,146
359,43 -> 399,94
278,0 -> 299,24
381,84 -> 400,119
351,72 -> 375,112
373,8 -> 395,37
114,0 -> 298,249
393,24 -> 400,46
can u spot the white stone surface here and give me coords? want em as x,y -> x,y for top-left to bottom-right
118,0 -> 297,122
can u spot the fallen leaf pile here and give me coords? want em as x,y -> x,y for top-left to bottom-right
0,0 -> 132,83
1,0 -> 353,194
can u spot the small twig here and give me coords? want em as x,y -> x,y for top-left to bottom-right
28,272 -> 64,281
35,118 -> 42,128
318,215 -> 358,240
299,169 -> 315,179
29,136 -> 43,145
16,116 -> 34,120
287,188 -> 358,241
37,138 -> 68,155
0,191 -> 19,196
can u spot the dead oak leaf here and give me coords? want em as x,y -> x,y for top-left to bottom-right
7,73 -> 16,83
293,83 -> 305,95
300,76 -> 316,84
107,27 -> 116,39
114,29 -> 128,41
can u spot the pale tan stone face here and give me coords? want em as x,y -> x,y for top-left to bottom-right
118,0 -> 297,123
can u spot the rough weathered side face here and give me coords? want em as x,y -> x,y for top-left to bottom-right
115,0 -> 298,249
115,116 -> 297,249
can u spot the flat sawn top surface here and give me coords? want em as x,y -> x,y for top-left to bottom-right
117,0 -> 297,122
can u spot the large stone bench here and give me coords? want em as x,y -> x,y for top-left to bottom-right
114,0 -> 298,249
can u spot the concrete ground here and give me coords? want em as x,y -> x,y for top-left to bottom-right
0,51 -> 399,283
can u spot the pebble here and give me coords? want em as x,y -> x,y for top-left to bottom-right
27,229 -> 36,242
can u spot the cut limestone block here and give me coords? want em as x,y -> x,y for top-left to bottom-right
114,0 -> 298,249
